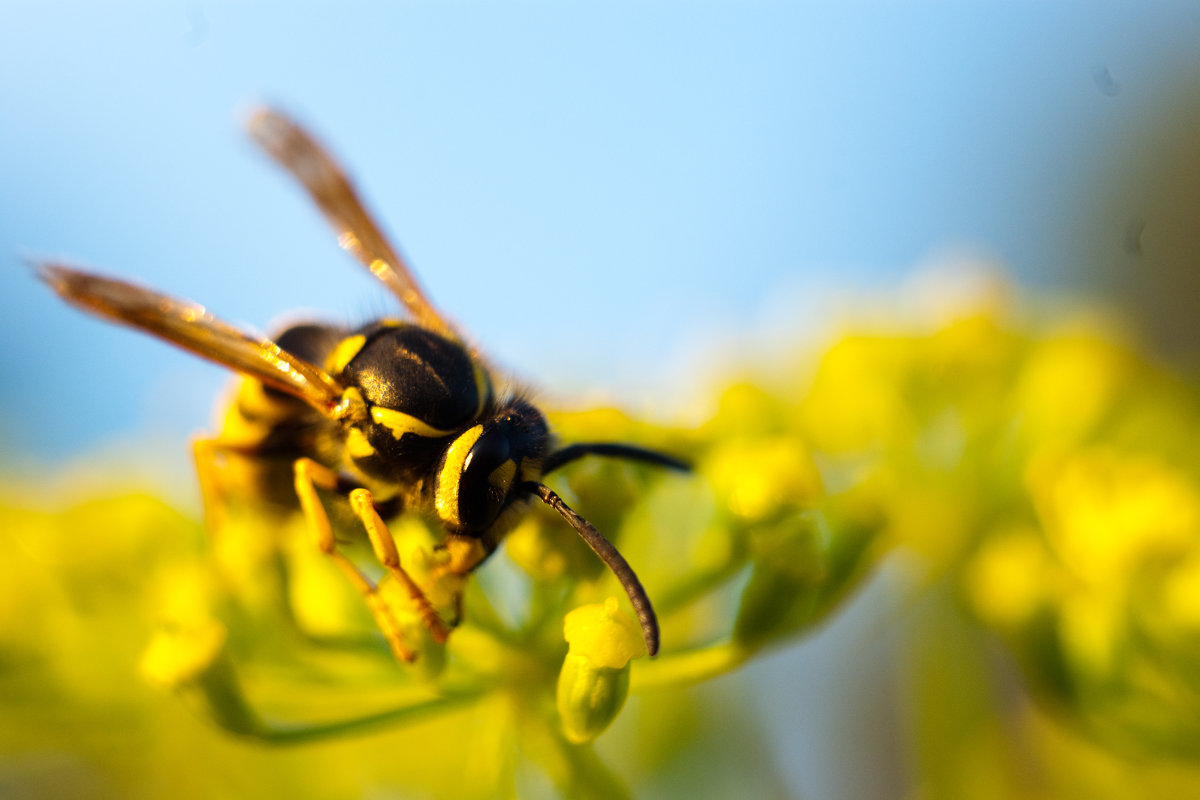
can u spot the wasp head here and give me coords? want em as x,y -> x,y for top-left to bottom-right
434,399 -> 549,537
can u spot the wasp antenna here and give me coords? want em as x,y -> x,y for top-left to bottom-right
543,442 -> 692,475
524,482 -> 659,657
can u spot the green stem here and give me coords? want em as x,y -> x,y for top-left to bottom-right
181,641 -> 497,745
629,640 -> 751,689
245,688 -> 487,745
515,707 -> 631,800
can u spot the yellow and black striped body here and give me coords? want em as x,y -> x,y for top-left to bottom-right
211,323 -> 347,511
210,318 -> 540,557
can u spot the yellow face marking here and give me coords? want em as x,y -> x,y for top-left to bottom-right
326,334 -> 366,374
371,406 -> 455,440
435,425 -> 483,527
488,459 -> 517,492
345,427 -> 377,460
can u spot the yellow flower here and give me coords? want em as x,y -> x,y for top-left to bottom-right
1013,332 -> 1129,442
556,598 -> 645,743
964,526 -> 1054,629
1031,449 -> 1199,584
704,435 -> 823,522
139,620 -> 228,689
140,619 -> 267,737
1161,552 -> 1200,631
800,335 -> 914,454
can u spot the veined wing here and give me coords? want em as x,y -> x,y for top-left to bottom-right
37,262 -> 345,413
247,107 -> 457,340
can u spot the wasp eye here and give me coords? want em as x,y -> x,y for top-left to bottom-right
465,427 -> 509,473
456,427 -> 515,532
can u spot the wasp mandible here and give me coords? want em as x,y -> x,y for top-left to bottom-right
38,108 -> 687,661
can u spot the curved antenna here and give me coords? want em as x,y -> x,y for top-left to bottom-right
543,442 -> 691,476
247,107 -> 458,340
523,482 -> 659,657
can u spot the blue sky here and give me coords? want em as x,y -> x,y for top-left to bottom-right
4,2 -> 1200,460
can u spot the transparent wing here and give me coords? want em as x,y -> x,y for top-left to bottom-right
247,107 -> 457,340
37,262 -> 345,413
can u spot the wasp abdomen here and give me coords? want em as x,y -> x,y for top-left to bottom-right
208,322 -> 347,508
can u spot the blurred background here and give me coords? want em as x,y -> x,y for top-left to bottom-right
5,2 -> 1200,798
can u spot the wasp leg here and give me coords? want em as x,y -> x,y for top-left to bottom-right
347,488 -> 451,644
192,437 -> 228,536
542,442 -> 691,475
293,457 -> 416,662
192,436 -> 268,536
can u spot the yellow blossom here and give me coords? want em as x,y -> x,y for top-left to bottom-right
557,598 -> 644,743
964,526 -> 1054,628
1031,449 -> 1200,584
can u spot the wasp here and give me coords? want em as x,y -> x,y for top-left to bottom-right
37,108 -> 687,661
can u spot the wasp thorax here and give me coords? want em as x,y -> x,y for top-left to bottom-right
334,324 -> 494,484
338,324 -> 491,428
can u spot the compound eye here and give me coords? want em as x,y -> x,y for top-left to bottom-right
457,427 -> 515,532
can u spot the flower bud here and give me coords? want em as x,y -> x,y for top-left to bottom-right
140,621 -> 264,737
556,598 -> 644,744
140,619 -> 227,689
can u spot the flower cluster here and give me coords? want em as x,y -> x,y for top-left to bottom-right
7,280 -> 1200,796
797,289 -> 1200,791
